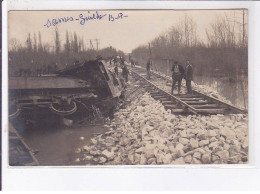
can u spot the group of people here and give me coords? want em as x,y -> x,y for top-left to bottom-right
171,60 -> 193,95
146,59 -> 193,95
112,56 -> 129,83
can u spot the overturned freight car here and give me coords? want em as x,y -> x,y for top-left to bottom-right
9,60 -> 125,125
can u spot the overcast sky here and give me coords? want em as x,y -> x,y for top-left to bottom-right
9,10 -> 247,53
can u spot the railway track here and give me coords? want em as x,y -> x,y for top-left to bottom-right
129,65 -> 247,115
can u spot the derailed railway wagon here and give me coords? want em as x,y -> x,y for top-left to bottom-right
9,60 -> 125,125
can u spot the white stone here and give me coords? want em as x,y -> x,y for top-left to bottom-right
219,136 -> 226,143
75,148 -> 81,154
155,153 -> 164,164
229,145 -> 241,153
212,155 -> 220,162
193,152 -> 201,159
230,155 -> 241,164
84,155 -> 93,161
176,143 -> 184,151
223,143 -> 230,150
144,144 -> 156,158
179,138 -> 190,145
99,157 -> 107,164
191,158 -> 202,164
135,147 -> 143,154
190,138 -> 199,148
208,130 -> 217,137
231,139 -> 240,145
128,155 -> 135,164
242,138 -> 248,150
147,157 -> 157,165
172,157 -> 185,164
83,146 -> 90,152
80,136 -> 85,140
216,150 -> 229,161
209,142 -> 219,149
75,158 -> 80,162
235,129 -> 246,141
184,155 -> 192,163
102,150 -> 115,160
199,140 -> 210,147
209,137 -> 217,142
220,129 -> 236,140
201,152 -> 211,164
62,117 -> 73,127
162,154 -> 173,164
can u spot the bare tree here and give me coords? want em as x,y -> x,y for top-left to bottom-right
55,28 -> 61,54
26,33 -> 32,52
182,15 -> 197,48
9,38 -> 21,51
72,32 -> 79,53
38,32 -> 43,52
64,30 -> 70,53
33,33 -> 37,52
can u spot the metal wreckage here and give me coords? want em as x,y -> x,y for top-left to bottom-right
9,59 -> 126,126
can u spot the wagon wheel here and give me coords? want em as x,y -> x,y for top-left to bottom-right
49,100 -> 77,116
9,104 -> 21,119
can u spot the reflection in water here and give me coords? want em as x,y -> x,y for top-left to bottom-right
194,75 -> 248,109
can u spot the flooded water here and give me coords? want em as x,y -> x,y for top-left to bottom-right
194,75 -> 248,109
11,117 -> 109,166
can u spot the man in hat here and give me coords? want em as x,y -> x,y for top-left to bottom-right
185,59 -> 193,94
122,64 -> 129,83
171,61 -> 185,95
114,56 -> 120,76
146,58 -> 152,79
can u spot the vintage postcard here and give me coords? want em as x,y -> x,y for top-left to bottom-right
8,9 -> 248,166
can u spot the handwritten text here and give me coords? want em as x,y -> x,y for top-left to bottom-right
43,11 -> 128,28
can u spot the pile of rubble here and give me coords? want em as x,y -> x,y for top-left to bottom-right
77,93 -> 248,165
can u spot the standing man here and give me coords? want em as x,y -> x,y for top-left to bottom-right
146,58 -> 152,79
122,64 -> 129,83
114,56 -> 120,76
185,60 -> 193,94
171,61 -> 185,95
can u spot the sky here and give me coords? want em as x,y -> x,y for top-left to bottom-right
8,9 -> 247,53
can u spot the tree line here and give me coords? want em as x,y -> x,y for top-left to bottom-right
9,28 -> 124,76
131,11 -> 248,78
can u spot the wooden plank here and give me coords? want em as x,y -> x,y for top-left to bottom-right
150,92 -> 161,95
164,104 -> 182,109
161,100 -> 176,104
192,104 -> 222,109
174,94 -> 199,98
179,97 -> 205,101
163,104 -> 179,109
196,108 -> 226,114
182,100 -> 209,103
184,101 -> 213,105
171,109 -> 186,114
159,97 -> 171,101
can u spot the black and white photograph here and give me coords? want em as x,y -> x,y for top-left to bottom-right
8,9 -> 248,166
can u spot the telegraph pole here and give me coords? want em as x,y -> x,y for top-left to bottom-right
87,39 -> 100,50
